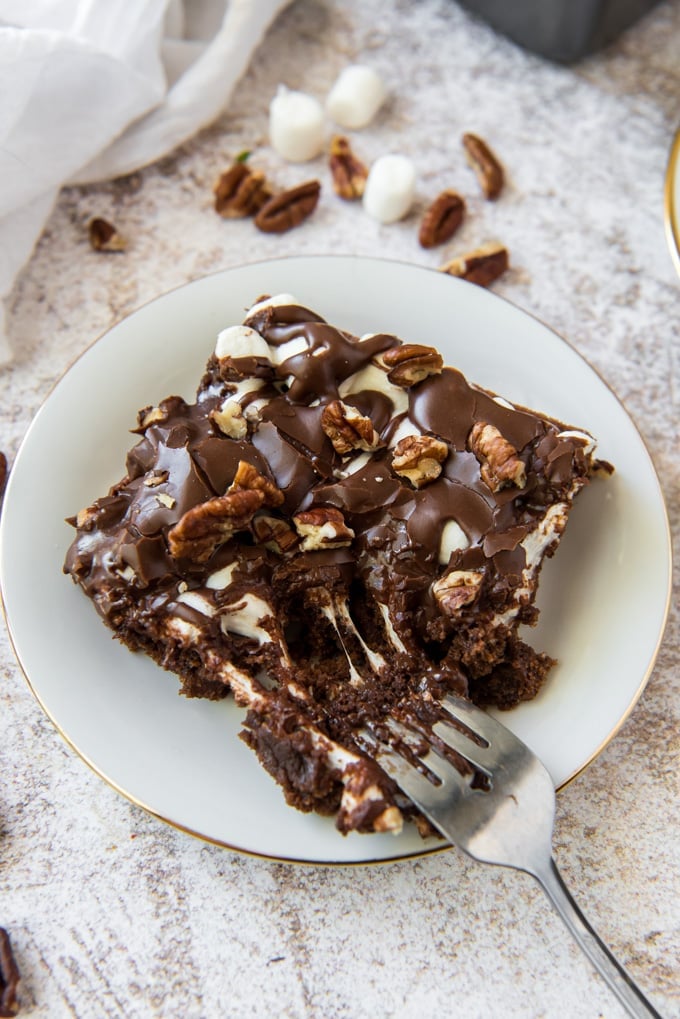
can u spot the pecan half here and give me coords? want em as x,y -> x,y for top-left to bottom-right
231,460 -> 284,507
213,157 -> 271,218
168,461 -> 282,561
329,135 -> 368,200
468,421 -> 526,492
381,344 -> 443,388
462,132 -> 504,200
321,400 -> 382,455
254,180 -> 321,234
293,507 -> 355,551
88,217 -> 126,252
391,434 -> 448,488
0,452 -> 7,501
432,569 -> 483,615
439,243 -> 509,287
0,927 -> 20,1018
419,190 -> 465,248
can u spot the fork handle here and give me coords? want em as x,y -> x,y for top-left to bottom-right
534,858 -> 662,1018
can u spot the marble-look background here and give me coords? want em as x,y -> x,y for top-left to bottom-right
1,1 -> 679,1016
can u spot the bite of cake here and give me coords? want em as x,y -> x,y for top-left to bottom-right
64,295 -> 610,836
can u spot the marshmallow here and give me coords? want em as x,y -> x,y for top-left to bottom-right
362,154 -> 416,224
326,65 -> 387,130
269,86 -> 325,162
215,325 -> 270,360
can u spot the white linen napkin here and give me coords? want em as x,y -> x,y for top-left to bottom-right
0,0 -> 291,364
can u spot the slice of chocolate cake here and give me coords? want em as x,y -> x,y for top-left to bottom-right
64,295 -> 609,836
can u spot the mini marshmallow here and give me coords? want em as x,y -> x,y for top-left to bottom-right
215,325 -> 270,360
326,65 -> 387,130
362,154 -> 416,224
269,86 -> 325,162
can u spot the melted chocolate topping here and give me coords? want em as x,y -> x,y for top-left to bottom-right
65,301 -> 594,627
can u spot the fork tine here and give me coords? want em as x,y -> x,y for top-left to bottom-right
439,693 -> 525,758
431,719 -> 493,775
359,725 -> 475,807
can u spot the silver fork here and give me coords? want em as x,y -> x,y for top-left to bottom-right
360,694 -> 663,1019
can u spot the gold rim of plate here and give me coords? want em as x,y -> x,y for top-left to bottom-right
664,128 -> 680,278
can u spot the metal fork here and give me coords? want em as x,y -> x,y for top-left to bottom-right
360,694 -> 663,1019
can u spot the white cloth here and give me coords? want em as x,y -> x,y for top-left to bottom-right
0,0 -> 291,363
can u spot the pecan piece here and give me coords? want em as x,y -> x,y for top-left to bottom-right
168,460 -> 282,561
88,217 -> 126,252
213,155 -> 271,218
419,190 -> 465,248
293,507 -> 355,551
210,399 -> 247,439
462,132 -> 504,200
440,242 -> 509,287
321,400 -> 382,455
432,569 -> 483,615
392,434 -> 448,488
468,421 -> 526,492
329,135 -> 368,200
254,180 -> 321,234
135,404 -> 170,431
0,927 -> 20,1018
252,514 -> 299,553
381,344 -> 443,388
231,460 -> 284,507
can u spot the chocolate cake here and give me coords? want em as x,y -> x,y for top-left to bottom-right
64,295 -> 609,836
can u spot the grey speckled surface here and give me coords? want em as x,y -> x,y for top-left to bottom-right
1,2 -> 679,1017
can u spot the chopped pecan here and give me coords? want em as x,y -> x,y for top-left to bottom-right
143,470 -> 169,488
432,569 -> 483,615
254,180 -> 321,234
88,217 -> 126,252
0,452 -> 7,501
391,434 -> 448,488
468,421 -> 526,492
135,404 -> 170,431
293,507 -> 355,551
440,242 -> 509,287
462,132 -> 504,200
252,514 -> 299,553
418,190 -> 465,248
321,400 -> 382,456
329,135 -> 368,200
213,156 -> 271,218
0,927 -> 20,1018
168,461 -> 282,561
381,344 -> 443,388
210,399 -> 247,439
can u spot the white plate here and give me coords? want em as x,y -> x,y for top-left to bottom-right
664,128 -> 680,277
0,256 -> 671,864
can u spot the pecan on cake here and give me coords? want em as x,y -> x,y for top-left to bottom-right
64,295 -> 610,836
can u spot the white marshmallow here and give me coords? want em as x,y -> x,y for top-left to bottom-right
362,154 -> 416,224
214,325 -> 270,360
326,65 -> 387,130
269,86 -> 325,162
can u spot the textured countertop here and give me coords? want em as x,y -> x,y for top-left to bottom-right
1,2 -> 679,1017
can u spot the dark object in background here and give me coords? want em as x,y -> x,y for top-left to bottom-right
456,0 -> 661,62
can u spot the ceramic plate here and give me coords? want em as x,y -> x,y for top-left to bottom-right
664,128 -> 680,277
0,257 -> 671,864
